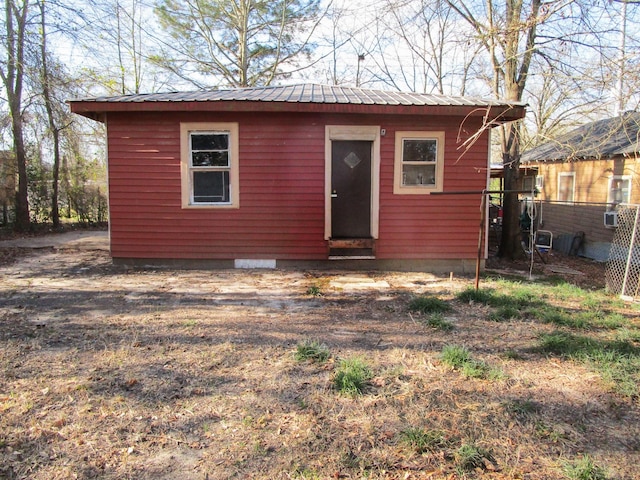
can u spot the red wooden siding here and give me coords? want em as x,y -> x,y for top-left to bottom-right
106,111 -> 489,261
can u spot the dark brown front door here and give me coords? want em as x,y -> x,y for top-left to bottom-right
331,140 -> 372,238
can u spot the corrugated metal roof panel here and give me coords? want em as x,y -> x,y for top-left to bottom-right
73,83 -> 524,109
522,111 -> 640,162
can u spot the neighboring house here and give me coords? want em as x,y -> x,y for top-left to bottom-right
69,83 -> 525,271
521,111 -> 640,260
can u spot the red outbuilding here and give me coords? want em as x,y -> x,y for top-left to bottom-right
69,84 -> 525,272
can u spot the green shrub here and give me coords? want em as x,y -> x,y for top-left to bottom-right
593,312 -> 625,330
529,306 -> 583,328
537,331 -> 595,356
457,284 -> 536,310
502,348 -> 524,360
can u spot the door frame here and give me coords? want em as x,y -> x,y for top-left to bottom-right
324,125 -> 381,240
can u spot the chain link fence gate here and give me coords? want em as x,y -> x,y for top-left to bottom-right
606,205 -> 640,302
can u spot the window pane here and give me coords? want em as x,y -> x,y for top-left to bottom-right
191,133 -> 228,151
621,179 -> 631,203
402,164 -> 436,186
403,139 -> 437,162
193,171 -> 230,203
192,151 -> 229,167
610,178 -> 630,203
558,175 -> 574,202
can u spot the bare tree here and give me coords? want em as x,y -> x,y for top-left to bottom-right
37,0 -> 64,227
368,0 -> 479,95
114,0 -> 145,94
314,2 -> 361,86
0,0 -> 32,231
74,0 -> 156,95
311,0 -> 383,87
35,0 -> 99,227
445,0 -> 587,258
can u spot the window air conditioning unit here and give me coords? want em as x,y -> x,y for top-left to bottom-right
604,211 -> 618,228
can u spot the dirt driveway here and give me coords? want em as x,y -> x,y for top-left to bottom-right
0,230 -> 109,251
1,240 -> 637,479
0,245 -> 455,351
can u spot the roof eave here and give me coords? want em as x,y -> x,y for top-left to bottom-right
69,99 -> 525,124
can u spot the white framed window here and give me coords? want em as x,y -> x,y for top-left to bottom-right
608,175 -> 631,205
557,172 -> 575,203
180,122 -> 239,208
536,175 -> 544,189
394,131 -> 444,194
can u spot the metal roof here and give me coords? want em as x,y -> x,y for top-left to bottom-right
522,111 -> 640,162
72,83 -> 524,109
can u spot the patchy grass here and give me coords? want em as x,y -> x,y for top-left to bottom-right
537,330 -> 640,397
1,249 -> 639,479
502,398 -> 541,420
440,344 -> 473,368
295,339 -> 330,363
408,295 -> 451,313
399,427 -> 450,454
563,455 -> 610,480
306,285 -> 323,297
488,304 -> 521,322
456,286 -> 496,305
422,312 -> 455,331
455,443 -> 495,473
332,357 -> 372,396
441,344 -> 504,380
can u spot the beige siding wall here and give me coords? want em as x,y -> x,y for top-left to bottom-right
531,156 -> 640,204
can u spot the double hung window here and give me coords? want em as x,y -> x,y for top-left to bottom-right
180,123 -> 239,208
394,131 -> 444,194
557,172 -> 575,203
608,176 -> 631,205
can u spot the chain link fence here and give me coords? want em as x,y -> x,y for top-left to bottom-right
606,205 -> 640,302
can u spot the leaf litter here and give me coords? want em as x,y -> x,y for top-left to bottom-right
0,247 -> 638,479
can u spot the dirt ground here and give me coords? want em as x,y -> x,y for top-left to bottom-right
1,241 -> 638,479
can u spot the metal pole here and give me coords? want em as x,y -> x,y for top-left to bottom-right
475,193 -> 486,290
432,189 -> 535,290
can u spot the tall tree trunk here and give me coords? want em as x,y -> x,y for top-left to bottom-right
447,0 -> 541,258
497,117 -> 525,258
12,110 -> 30,230
2,0 -> 31,231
